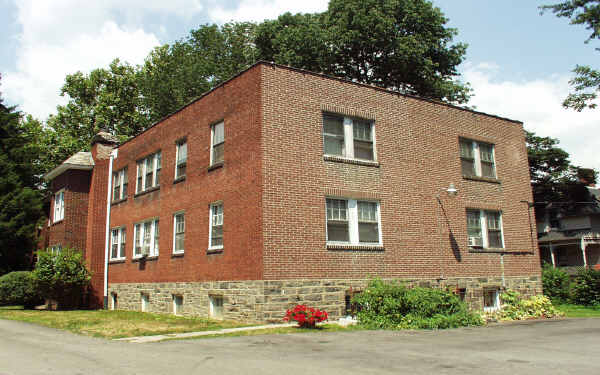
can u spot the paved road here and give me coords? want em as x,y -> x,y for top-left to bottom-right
1,318 -> 599,374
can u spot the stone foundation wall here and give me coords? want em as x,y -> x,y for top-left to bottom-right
108,275 -> 541,322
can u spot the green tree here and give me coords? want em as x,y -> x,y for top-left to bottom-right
526,130 -> 597,217
0,76 -> 44,275
255,0 -> 470,103
542,1 -> 600,110
139,22 -> 258,121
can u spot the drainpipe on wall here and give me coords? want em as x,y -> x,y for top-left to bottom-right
103,148 -> 117,309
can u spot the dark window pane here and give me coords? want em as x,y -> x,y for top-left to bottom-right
354,140 -> 374,160
359,222 -> 379,243
211,226 -> 223,247
461,159 -> 476,176
488,230 -> 503,248
327,221 -> 349,242
213,143 -> 224,164
481,162 -> 495,178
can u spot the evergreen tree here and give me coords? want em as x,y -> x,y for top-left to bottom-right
0,76 -> 44,275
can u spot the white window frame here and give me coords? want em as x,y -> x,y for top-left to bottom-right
483,289 -> 500,312
173,211 -> 185,254
208,202 -> 224,250
466,209 -> 505,249
325,198 -> 382,246
460,138 -> 496,178
133,218 -> 160,258
111,293 -> 118,310
323,114 -> 377,161
175,141 -> 187,179
209,295 -> 224,319
110,227 -> 126,260
210,121 -> 225,166
49,244 -> 62,254
141,293 -> 149,312
135,152 -> 161,194
53,189 -> 65,223
112,168 -> 128,201
173,294 -> 183,315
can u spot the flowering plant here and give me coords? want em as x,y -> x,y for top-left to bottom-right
283,304 -> 328,328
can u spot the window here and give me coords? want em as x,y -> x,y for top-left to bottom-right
326,198 -> 381,245
483,289 -> 500,312
175,141 -> 187,179
112,168 -> 128,201
209,203 -> 223,249
141,293 -> 149,312
53,190 -> 64,222
459,138 -> 496,178
209,295 -> 224,319
173,294 -> 183,315
467,209 -> 504,249
133,219 -> 159,258
323,114 -> 375,161
110,227 -> 126,260
173,212 -> 185,253
211,121 -> 224,165
136,152 -> 161,194
111,293 -> 118,310
50,244 -> 62,254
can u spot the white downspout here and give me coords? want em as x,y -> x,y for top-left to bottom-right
581,237 -> 588,269
103,148 -> 117,309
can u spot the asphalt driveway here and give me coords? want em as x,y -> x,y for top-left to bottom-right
1,318 -> 599,375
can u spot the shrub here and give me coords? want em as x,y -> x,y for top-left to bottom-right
489,289 -> 563,321
571,268 -> 600,306
542,263 -> 571,303
351,279 -> 484,330
32,248 -> 91,309
0,271 -> 42,308
283,305 -> 328,328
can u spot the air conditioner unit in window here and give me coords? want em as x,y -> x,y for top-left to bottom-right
468,236 -> 483,248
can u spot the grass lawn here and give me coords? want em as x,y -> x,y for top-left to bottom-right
557,304 -> 600,318
0,307 -> 253,339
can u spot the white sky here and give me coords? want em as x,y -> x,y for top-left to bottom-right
0,0 -> 598,170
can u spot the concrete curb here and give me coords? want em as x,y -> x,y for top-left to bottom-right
113,323 -> 297,343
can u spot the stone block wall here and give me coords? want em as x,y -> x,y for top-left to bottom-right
109,275 -> 541,323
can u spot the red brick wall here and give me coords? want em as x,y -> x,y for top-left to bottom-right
47,169 -> 91,252
260,65 -> 539,280
107,66 -> 264,283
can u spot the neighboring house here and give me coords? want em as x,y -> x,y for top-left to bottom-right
537,186 -> 600,273
43,62 -> 540,322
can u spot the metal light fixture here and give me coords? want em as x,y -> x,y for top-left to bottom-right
446,183 -> 458,196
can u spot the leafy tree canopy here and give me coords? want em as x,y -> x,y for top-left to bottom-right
542,1 -> 600,110
256,0 -> 470,103
0,75 -> 44,275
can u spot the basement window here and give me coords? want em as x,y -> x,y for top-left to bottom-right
111,293 -> 118,310
173,295 -> 183,315
141,293 -> 149,312
209,295 -> 224,319
483,289 -> 500,312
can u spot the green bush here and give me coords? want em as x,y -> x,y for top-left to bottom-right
32,248 -> 91,309
542,263 -> 571,303
571,269 -> 600,306
490,289 -> 563,321
0,271 -> 42,308
352,279 -> 484,329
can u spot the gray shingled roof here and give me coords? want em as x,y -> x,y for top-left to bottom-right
43,152 -> 94,181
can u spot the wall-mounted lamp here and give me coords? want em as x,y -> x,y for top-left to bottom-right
446,183 -> 458,196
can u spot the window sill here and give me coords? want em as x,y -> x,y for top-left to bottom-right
207,247 -> 223,254
468,247 -> 533,254
173,176 -> 186,185
462,175 -> 501,184
51,219 -> 64,226
108,259 -> 126,264
208,161 -> 224,172
327,243 -> 384,251
132,255 -> 158,262
134,185 -> 160,198
323,155 -> 379,167
111,198 -> 127,206
172,252 -> 184,258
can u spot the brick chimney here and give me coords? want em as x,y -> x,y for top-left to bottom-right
85,130 -> 119,308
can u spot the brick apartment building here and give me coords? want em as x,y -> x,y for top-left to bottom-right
43,62 -> 541,321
